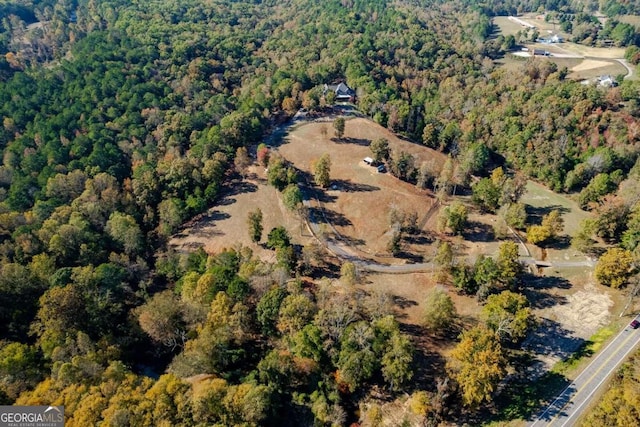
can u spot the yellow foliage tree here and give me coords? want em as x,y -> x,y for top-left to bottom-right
446,327 -> 507,408
595,247 -> 635,288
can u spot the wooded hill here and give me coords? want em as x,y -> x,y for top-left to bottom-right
1,0 -> 640,425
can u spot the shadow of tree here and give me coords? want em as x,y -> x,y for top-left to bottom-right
399,323 -> 450,393
319,207 -> 353,227
393,295 -> 418,309
487,368 -> 571,423
305,187 -> 337,204
330,136 -> 371,146
523,274 -> 571,309
523,318 -> 586,361
403,233 -> 432,245
541,235 -> 571,250
338,234 -> 366,247
330,179 -> 380,192
462,220 -> 495,242
394,251 -> 425,263
526,204 -> 571,225
222,180 -> 258,197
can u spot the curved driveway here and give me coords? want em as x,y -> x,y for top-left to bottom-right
302,192 -> 594,273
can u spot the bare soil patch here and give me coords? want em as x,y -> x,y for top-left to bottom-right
524,272 -> 618,372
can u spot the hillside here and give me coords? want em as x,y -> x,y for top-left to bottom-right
1,0 -> 640,425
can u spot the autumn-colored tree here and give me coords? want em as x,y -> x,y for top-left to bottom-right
234,147 -> 251,178
282,96 -> 298,114
435,157 -> 454,198
496,241 -> 522,289
0,342 -> 42,401
482,290 -> 533,343
526,224 -> 551,246
595,247 -> 635,288
277,294 -> 317,336
447,327 -> 507,408
256,144 -> 270,167
313,154 -> 331,188
422,287 -> 457,332
340,261 -> 357,286
135,290 -> 185,345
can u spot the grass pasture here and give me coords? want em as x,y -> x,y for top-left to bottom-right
615,14 -> 640,28
279,118 -> 446,257
568,58 -> 627,80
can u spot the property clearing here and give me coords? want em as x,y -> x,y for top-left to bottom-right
169,169 -> 312,258
494,13 -> 631,81
279,118 -> 446,257
571,59 -> 615,72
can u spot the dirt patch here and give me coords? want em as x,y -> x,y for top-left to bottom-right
524,272 -> 616,372
550,282 -> 613,334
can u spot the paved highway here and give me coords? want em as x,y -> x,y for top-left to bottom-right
529,318 -> 640,427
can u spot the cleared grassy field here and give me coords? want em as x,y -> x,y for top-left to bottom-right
493,16 -> 529,36
569,59 -> 627,80
617,14 -> 640,28
522,181 -> 591,238
280,118 -> 446,256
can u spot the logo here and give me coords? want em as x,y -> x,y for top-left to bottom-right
0,406 -> 64,427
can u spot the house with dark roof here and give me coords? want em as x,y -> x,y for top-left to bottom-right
323,82 -> 355,103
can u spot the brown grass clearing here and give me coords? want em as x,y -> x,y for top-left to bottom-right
279,118 -> 446,257
169,166 -> 313,258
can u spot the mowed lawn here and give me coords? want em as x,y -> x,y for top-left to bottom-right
279,118 -> 446,255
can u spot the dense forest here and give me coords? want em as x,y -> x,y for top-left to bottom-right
1,0 -> 640,425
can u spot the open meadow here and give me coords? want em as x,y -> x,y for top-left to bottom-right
494,14 -> 631,81
279,118 -> 447,256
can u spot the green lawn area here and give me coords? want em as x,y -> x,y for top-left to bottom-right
521,181 -> 592,238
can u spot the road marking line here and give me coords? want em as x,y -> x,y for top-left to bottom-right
542,329 -> 637,426
530,324 -> 635,426
559,332 -> 640,427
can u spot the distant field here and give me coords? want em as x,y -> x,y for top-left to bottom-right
617,14 -> 640,28
565,43 -> 625,59
493,16 -> 528,36
494,14 -> 628,81
568,59 -> 627,80
494,14 -> 570,38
